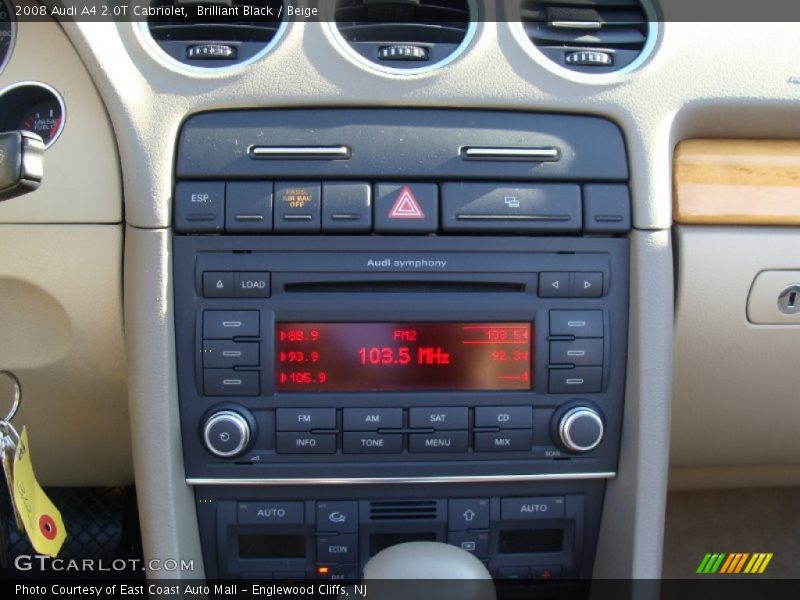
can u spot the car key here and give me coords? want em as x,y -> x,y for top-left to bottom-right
0,431 -> 23,531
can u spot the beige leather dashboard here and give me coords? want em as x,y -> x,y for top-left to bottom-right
0,19 -> 128,485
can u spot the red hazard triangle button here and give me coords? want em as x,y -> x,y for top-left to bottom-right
388,186 -> 425,219
375,183 -> 437,233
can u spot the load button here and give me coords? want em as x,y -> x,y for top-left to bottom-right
236,272 -> 271,298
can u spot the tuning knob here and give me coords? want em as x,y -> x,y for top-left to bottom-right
557,406 -> 604,453
203,410 -> 252,458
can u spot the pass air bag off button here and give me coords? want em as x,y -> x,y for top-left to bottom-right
238,501 -> 304,525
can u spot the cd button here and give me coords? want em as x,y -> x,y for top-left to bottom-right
474,406 -> 532,429
409,407 -> 468,430
408,431 -> 468,453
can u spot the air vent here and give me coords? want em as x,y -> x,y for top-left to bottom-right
520,0 -> 654,75
0,0 -> 15,75
143,0 -> 285,70
368,500 -> 440,521
332,0 -> 474,73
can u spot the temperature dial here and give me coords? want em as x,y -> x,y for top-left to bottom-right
203,410 -> 252,458
557,406 -> 604,453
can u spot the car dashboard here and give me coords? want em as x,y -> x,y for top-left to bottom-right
0,0 -> 799,591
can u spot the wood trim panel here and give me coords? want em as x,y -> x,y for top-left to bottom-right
674,139 -> 800,224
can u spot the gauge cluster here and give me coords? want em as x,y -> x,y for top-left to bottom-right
0,0 -> 14,74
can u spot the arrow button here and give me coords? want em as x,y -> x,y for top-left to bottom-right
448,499 -> 490,531
573,272 -> 603,298
538,272 -> 570,298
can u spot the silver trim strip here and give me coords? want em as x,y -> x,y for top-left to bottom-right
187,472 -> 616,486
461,147 -> 560,162
250,145 -> 351,160
456,214 -> 571,221
550,21 -> 602,30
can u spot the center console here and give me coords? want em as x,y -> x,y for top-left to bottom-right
172,109 -> 631,583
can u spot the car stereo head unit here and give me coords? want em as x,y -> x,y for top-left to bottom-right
173,235 -> 628,483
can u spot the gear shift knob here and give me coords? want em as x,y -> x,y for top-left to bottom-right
361,542 -> 496,600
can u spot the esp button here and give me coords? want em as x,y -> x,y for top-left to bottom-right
174,181 -> 225,232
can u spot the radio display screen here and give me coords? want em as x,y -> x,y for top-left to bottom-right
275,322 -> 532,392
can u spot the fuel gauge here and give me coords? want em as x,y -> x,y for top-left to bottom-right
21,100 -> 64,147
0,82 -> 66,148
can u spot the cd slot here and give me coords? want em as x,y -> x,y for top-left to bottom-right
284,281 -> 525,293
276,272 -> 537,295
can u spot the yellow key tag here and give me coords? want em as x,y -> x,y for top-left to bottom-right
12,427 -> 66,557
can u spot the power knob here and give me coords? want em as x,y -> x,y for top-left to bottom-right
203,410 -> 252,458
557,406 -> 604,453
